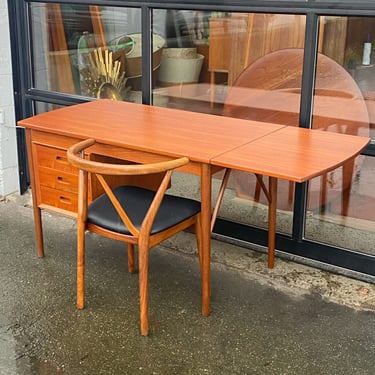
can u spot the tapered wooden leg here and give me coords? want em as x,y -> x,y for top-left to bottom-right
201,164 -> 211,317
254,178 -> 262,202
76,221 -> 85,309
268,177 -> 278,269
25,129 -> 45,257
127,244 -> 135,273
195,214 -> 203,277
211,168 -> 231,232
138,241 -> 149,336
33,207 -> 44,257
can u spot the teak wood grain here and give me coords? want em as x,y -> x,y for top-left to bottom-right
19,99 -> 370,314
211,126 -> 370,183
20,99 -> 284,164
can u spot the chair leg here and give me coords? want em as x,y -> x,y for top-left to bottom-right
138,241 -> 149,336
77,221 -> 85,309
127,243 -> 135,273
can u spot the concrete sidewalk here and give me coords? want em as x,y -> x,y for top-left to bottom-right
1,192 -> 375,374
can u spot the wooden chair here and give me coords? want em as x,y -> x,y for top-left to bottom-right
67,138 -> 202,336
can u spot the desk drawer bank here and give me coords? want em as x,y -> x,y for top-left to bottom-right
26,130 -> 167,218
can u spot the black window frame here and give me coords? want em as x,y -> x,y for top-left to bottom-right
8,0 -> 375,282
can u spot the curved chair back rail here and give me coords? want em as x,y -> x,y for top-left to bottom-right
67,138 -> 190,175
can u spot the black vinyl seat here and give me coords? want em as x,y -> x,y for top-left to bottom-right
88,185 -> 201,235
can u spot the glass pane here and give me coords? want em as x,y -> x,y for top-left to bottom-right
157,12 -> 305,234
305,16 -> 375,255
34,101 -> 63,114
30,3 -> 145,100
152,9 -> 211,109
153,12 -> 306,110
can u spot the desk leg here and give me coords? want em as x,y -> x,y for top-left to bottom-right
25,129 -> 44,257
32,207 -> 44,258
268,177 -> 278,269
201,163 -> 211,316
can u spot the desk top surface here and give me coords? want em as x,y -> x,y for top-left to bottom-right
19,99 -> 283,163
19,99 -> 370,179
211,126 -> 370,182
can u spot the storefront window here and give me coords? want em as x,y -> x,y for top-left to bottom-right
180,13 -> 306,235
26,4 -> 375,266
304,16 -> 375,254
30,3 -> 146,100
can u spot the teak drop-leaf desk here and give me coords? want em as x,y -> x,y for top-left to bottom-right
19,99 -> 370,317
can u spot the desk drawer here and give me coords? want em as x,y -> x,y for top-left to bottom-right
35,144 -> 78,174
39,185 -> 78,213
38,166 -> 78,193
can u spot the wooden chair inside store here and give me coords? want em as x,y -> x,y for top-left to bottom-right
67,139 -> 202,336
209,13 -> 324,88
223,48 -> 369,214
209,13 -> 318,105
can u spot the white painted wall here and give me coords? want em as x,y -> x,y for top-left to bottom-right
0,0 -> 19,197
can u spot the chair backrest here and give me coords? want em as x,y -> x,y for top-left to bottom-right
214,13 -> 324,86
67,138 -> 189,237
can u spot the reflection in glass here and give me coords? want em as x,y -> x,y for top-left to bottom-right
156,12 -> 375,249
152,13 -> 310,235
305,16 -> 375,254
35,101 -> 62,115
153,12 -> 307,111
29,6 -> 375,251
204,13 -> 306,234
30,3 -> 149,100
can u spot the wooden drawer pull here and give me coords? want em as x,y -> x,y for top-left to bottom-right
56,155 -> 67,162
57,176 -> 70,184
59,196 -> 72,204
